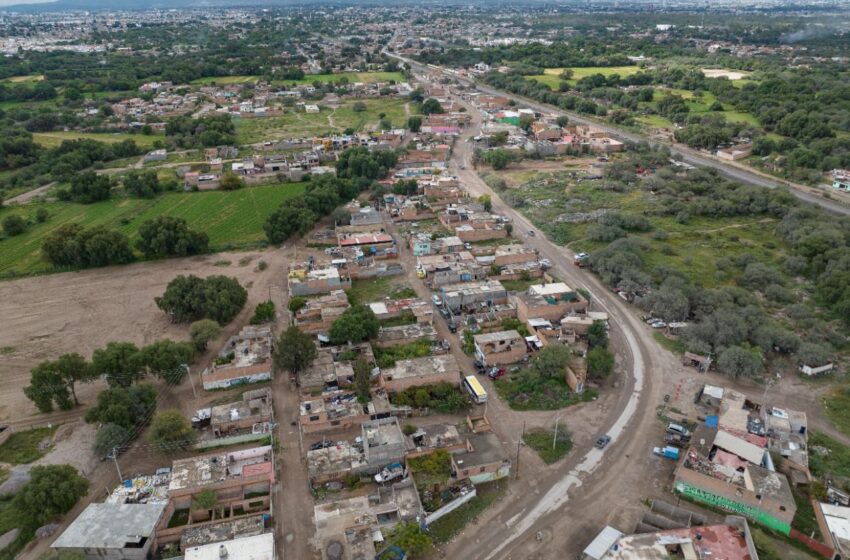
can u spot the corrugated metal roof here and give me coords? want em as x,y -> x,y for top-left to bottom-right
714,430 -> 765,465
583,526 -> 624,559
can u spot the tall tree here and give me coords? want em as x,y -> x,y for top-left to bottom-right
141,340 -> 195,383
92,342 -> 145,387
273,326 -> 317,377
148,410 -> 196,452
189,319 -> 221,351
14,465 -> 89,527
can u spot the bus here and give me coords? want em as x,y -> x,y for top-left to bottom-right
463,375 -> 488,404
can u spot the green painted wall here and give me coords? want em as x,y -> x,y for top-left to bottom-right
674,480 -> 791,535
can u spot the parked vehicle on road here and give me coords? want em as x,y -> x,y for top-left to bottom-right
653,446 -> 680,460
487,367 -> 506,379
666,423 -> 691,437
594,435 -> 611,449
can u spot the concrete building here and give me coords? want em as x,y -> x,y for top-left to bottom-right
183,533 -> 274,560
375,323 -> 438,348
379,355 -> 461,392
300,394 -> 369,435
473,330 -> 526,366
820,502 -> 850,558
440,280 -> 508,312
288,265 -> 352,297
299,343 -> 375,395
492,244 -> 538,267
52,503 -> 167,560
202,326 -> 273,390
452,431 -> 512,484
209,388 -> 273,437
307,441 -> 369,486
294,290 -> 350,334
407,424 -> 466,458
362,417 -> 408,467
515,282 -> 588,323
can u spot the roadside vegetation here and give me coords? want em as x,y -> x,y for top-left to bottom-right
523,427 -> 573,464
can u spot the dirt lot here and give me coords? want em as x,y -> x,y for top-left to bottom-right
0,247 -> 292,424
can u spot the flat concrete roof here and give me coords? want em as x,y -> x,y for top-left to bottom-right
381,354 -> 459,381
52,503 -> 166,549
184,532 -> 274,560
473,330 -> 522,344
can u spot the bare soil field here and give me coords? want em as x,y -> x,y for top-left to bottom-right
0,247 -> 291,424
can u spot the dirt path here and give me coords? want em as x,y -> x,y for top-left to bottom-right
3,182 -> 55,205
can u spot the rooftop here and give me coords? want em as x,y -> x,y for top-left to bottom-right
381,354 -> 459,381
528,282 -> 573,297
307,441 -> 367,481
409,423 -> 463,451
440,279 -> 505,297
169,446 -> 273,492
184,532 -> 274,560
181,515 -> 266,549
300,394 -> 365,421
607,522 -> 755,560
455,431 -> 509,469
52,503 -> 166,549
210,388 -> 273,426
473,330 -> 522,345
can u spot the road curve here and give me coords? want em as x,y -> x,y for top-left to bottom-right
388,52 -> 850,217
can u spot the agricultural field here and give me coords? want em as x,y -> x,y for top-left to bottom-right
0,74 -> 45,84
234,98 -> 409,144
32,131 -> 165,149
526,65 -> 642,88
639,88 -> 761,130
0,181 -> 305,276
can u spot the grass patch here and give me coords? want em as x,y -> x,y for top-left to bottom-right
500,277 -> 540,293
1,74 -> 44,84
273,71 -> 405,86
191,75 -> 261,85
389,383 -> 470,414
790,486 -> 822,540
0,182 -> 306,277
0,426 -> 57,464
379,311 -> 418,328
809,431 -> 850,479
31,131 -> 164,149
373,339 -> 433,368
347,276 -> 414,305
428,482 -> 504,543
495,376 -> 597,411
824,388 -> 850,438
526,66 -> 641,89
234,98 -> 409,144
653,332 -> 687,354
523,427 -> 573,464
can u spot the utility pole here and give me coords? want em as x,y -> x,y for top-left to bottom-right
515,421 -> 525,480
110,447 -> 123,482
553,416 -> 561,451
183,364 -> 197,399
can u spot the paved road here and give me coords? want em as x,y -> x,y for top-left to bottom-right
436,90 -> 677,560
389,52 -> 850,217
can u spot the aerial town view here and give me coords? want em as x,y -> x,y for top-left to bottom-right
0,0 -> 849,559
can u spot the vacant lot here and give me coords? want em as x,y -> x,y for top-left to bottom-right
1,74 -> 45,84
32,131 -> 165,149
234,98 -> 409,144
0,246 -> 289,423
274,71 -> 405,86
526,66 -> 642,89
0,182 -> 305,276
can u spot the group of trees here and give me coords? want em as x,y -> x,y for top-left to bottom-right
264,148 -> 397,245
165,114 -> 236,148
328,304 -> 380,345
123,170 -> 178,198
155,274 -> 247,324
25,338 -> 196,413
135,216 -> 209,258
58,171 -> 112,203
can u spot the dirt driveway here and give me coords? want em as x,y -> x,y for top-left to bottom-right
0,246 -> 292,424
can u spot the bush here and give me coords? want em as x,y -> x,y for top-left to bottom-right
389,383 -> 469,413
14,465 -> 89,527
2,214 -> 26,236
35,207 -> 49,223
328,305 -> 379,345
288,296 -> 307,313
93,424 -> 131,457
250,300 -> 275,324
189,319 -> 221,351
148,410 -> 196,452
587,347 -> 615,379
135,216 -> 209,258
42,224 -> 134,269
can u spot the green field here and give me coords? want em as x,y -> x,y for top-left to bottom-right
234,98 -> 409,144
0,182 -> 305,276
192,72 -> 406,87
526,66 -> 642,89
644,88 -> 760,129
1,74 -> 45,84
32,131 -> 165,149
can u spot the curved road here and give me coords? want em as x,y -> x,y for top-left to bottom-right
437,92 -> 676,560
389,52 -> 850,217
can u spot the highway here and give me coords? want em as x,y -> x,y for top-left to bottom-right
388,52 -> 850,217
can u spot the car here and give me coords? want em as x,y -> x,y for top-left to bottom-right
439,307 -> 450,319
473,359 -> 486,371
431,294 -> 442,306
666,423 -> 691,437
527,230 -> 535,236
649,320 -> 667,329
487,367 -> 506,379
539,258 -> 552,269
594,435 -> 611,449
309,440 -> 335,451
448,321 -> 457,333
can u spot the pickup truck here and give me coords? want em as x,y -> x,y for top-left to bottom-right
375,462 -> 405,484
653,446 -> 680,460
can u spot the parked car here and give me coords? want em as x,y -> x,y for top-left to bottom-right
448,321 -> 457,333
439,307 -> 450,319
309,440 -> 335,451
539,258 -> 552,269
527,229 -> 535,236
375,462 -> 405,484
432,294 -> 442,306
653,446 -> 680,460
487,367 -> 506,379
464,242 -> 473,250
594,435 -> 611,449
666,423 -> 691,437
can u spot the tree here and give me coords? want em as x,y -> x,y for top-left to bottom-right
529,345 -> 572,380
148,409 -> 196,452
2,214 -> 26,236
24,361 -> 71,413
141,340 -> 194,383
263,199 -> 317,244
192,489 -> 217,511
478,194 -> 492,212
62,171 -> 112,203
250,300 -> 276,324
190,319 -> 221,351
92,342 -> 145,387
219,172 -> 245,191
13,465 -> 89,527
717,345 -> 764,378
587,347 -> 615,379
328,305 -> 380,345
135,216 -> 209,258
483,149 -> 514,170
796,342 -> 832,367
35,208 -> 49,223
155,275 -> 247,324
85,384 -> 157,430
288,296 -> 307,313
274,326 -> 317,376
421,98 -> 443,115
407,115 -> 422,132
586,321 -> 609,349
556,115 -> 569,127
93,424 -> 131,457
41,224 -> 134,269
558,68 -> 574,80
353,357 -> 371,404
123,171 -> 162,198
387,522 -> 433,558
352,101 -> 367,112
